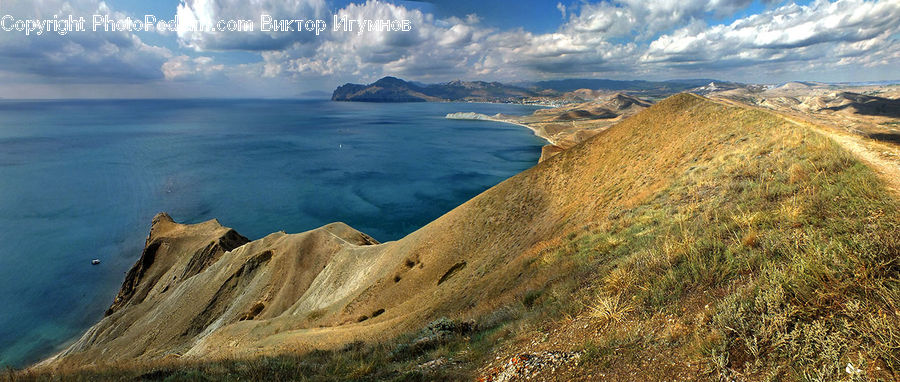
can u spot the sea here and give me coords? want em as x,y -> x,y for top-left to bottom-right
0,99 -> 545,367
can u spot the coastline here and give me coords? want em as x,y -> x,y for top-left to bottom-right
445,112 -> 557,146
444,93 -> 655,163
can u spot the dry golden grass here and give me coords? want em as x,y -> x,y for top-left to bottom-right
586,294 -> 634,326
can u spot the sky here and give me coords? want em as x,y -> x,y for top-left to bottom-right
0,0 -> 898,98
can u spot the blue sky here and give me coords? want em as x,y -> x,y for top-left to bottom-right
0,0 -> 897,98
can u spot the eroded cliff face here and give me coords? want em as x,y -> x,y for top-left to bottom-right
105,213 -> 251,317
45,214 -> 383,366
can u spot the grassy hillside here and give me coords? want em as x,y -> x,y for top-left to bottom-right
8,94 -> 898,381
513,94 -> 899,381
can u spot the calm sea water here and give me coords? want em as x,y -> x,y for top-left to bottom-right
0,99 -> 544,367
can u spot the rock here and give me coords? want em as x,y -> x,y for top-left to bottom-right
481,351 -> 581,382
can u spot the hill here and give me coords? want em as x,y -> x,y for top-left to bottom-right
710,85 -> 900,145
528,78 -> 718,92
527,78 -> 746,98
818,92 -> 900,118
756,91 -> 900,119
331,77 -> 536,103
22,94 -> 900,381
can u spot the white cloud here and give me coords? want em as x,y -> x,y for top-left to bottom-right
642,0 -> 900,70
563,0 -> 758,38
162,55 -> 224,80
0,0 -> 172,83
241,0 -> 899,83
3,0 -> 899,93
175,0 -> 327,51
261,0 -> 450,80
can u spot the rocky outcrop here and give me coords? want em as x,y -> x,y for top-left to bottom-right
106,213 -> 249,316
44,218 -> 382,366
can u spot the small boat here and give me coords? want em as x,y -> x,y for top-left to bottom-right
91,259 -> 101,265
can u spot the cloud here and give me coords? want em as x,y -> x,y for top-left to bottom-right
3,0 -> 899,94
563,0 -> 759,38
162,55 -> 225,80
175,0 -> 327,51
249,0 -> 644,82
240,0 -> 900,83
642,0 -> 900,70
0,0 -> 172,83
261,0 -> 452,80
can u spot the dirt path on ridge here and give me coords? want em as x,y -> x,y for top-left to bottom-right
711,96 -> 900,196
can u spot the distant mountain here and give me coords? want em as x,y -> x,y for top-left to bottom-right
332,76 -> 536,102
331,77 -> 440,102
527,78 -> 725,93
332,76 -> 751,103
688,81 -> 751,95
813,91 -> 900,118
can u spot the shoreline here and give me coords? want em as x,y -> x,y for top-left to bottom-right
445,112 -> 557,146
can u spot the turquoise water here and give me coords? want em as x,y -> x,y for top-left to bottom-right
0,99 -> 544,367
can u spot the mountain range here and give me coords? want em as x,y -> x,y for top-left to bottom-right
332,76 -> 538,102
331,76 -> 749,103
